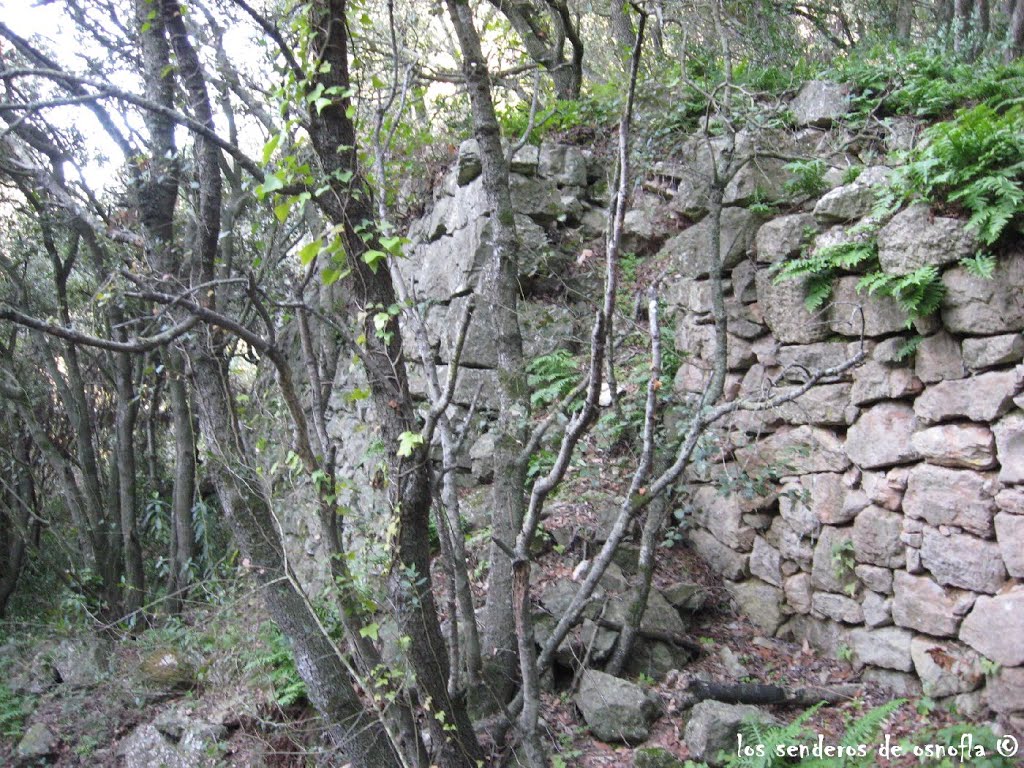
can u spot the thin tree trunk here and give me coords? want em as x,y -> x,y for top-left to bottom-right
445,0 -> 531,713
165,354 -> 196,614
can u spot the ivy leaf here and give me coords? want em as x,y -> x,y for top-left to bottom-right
358,622 -> 380,641
362,249 -> 387,273
396,431 -> 424,457
298,239 -> 322,266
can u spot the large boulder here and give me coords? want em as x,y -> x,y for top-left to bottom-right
576,670 -> 661,744
876,204 -> 977,275
684,701 -> 776,767
17,723 -> 58,762
813,166 -> 890,223
50,635 -> 111,688
726,579 -> 784,634
790,81 -> 850,127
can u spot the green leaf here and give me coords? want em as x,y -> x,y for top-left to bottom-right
261,132 -> 282,165
322,266 -> 344,285
274,199 -> 294,223
358,622 -> 380,641
371,74 -> 387,89
256,172 -> 285,199
298,239 -> 322,266
362,249 -> 387,272
397,431 -> 424,458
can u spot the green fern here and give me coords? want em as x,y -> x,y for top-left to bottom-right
527,349 -> 580,410
960,252 -> 997,278
725,703 -> 825,768
857,265 -> 945,325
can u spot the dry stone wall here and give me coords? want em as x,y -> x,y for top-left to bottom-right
656,81 -> 1024,728
345,87 -> 1023,728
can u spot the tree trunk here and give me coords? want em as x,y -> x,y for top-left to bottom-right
445,0 -> 532,712
165,354 -> 196,614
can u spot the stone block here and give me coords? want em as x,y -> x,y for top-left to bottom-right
920,527 -> 1007,595
811,526 -> 857,594
942,253 -> 1024,334
993,411 -> 1024,484
892,571 -> 970,638
754,214 -> 816,263
812,592 -> 864,624
755,270 -> 831,344
829,276 -> 907,337
959,586 -> 1024,667
852,505 -> 904,568
910,637 -> 983,698
911,423 -> 997,470
850,627 -> 913,671
877,204 -> 977,275
903,464 -> 997,537
962,334 -> 1024,370
726,579 -> 785,635
914,370 -> 1021,424
995,513 -> 1024,578
846,402 -> 920,469
915,331 -> 964,383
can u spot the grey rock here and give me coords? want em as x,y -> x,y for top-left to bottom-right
846,402 -> 920,469
877,204 -> 977,275
811,526 -> 857,594
861,591 -> 893,628
509,144 -> 539,175
662,582 -> 711,613
51,635 -> 111,688
662,207 -> 762,278
850,627 -> 913,671
812,166 -> 890,223
911,424 -> 997,469
576,670 -> 661,744
17,723 -> 57,761
920,527 -> 1007,594
755,270 -> 831,344
860,668 -> 922,697
903,464 -> 997,537
995,513 -> 1024,578
942,253 -> 1024,334
737,425 -> 850,474
138,648 -> 196,690
726,579 -> 785,634
984,666 -> 1024,714
959,586 -> 1024,667
776,341 -> 854,379
892,571 -> 970,638
774,383 -> 854,426
117,724 -> 190,768
509,174 -> 564,223
962,334 -> 1024,370
779,482 -> 823,538
634,747 -> 688,768
829,276 -> 907,337
784,573 -> 813,613
538,143 -> 587,187
993,411 -> 1024,484
790,81 -> 851,127
850,360 -> 923,406
770,517 -> 814,572
690,486 -> 755,551
914,369 -> 1021,423
625,639 -> 694,682
995,486 -> 1024,514
457,139 -> 482,185
852,505 -> 904,568
778,615 -> 851,660
750,537 -> 783,587
684,701 -> 775,766
855,565 -> 893,595
812,592 -> 864,624
910,637 -> 983,698
688,528 -> 749,580
754,214 -> 817,263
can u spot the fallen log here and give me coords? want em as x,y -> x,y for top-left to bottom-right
686,679 -> 862,706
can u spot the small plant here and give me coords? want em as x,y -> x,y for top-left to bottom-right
526,349 -> 580,410
0,683 -> 31,740
831,539 -> 857,585
979,656 -> 1001,677
243,625 -> 307,708
783,158 -> 827,198
836,644 -> 854,663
